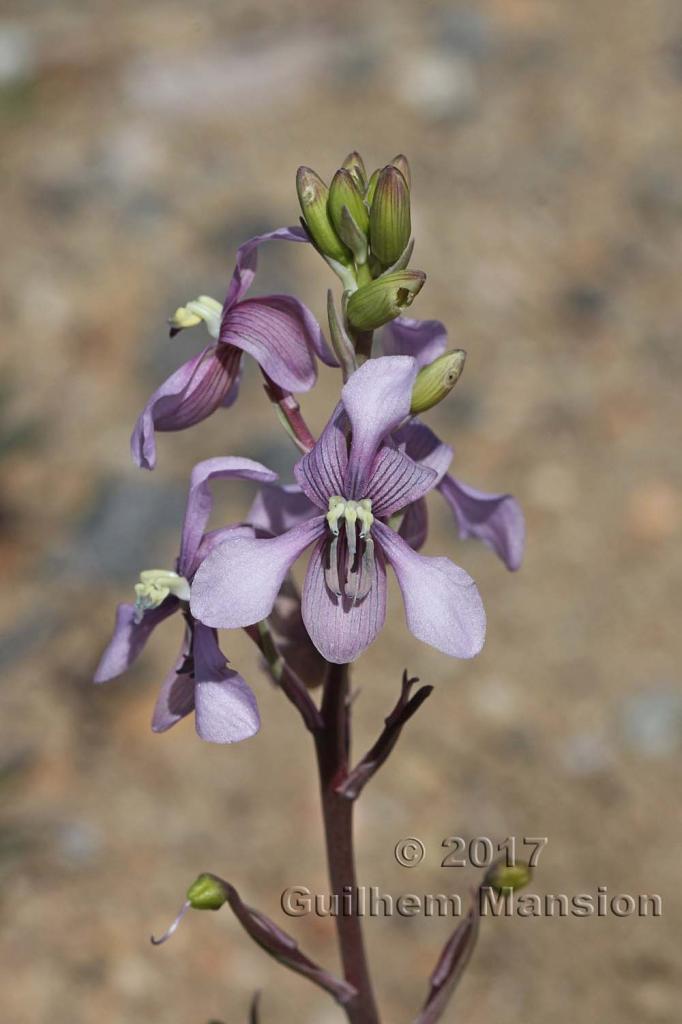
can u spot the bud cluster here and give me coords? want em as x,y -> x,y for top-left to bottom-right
297,152 -> 424,334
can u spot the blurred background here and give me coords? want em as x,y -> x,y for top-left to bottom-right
1,1 -> 681,1022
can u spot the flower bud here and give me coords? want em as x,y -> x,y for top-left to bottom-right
484,862 -> 532,894
390,153 -> 411,189
410,350 -> 466,414
341,150 -> 367,191
328,169 -> 370,251
369,166 -> 411,266
186,873 -> 228,910
346,270 -> 425,331
296,166 -> 351,265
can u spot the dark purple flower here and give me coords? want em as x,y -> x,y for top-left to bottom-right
191,357 -> 486,664
383,318 -> 525,571
131,227 -> 338,469
94,457 -> 276,742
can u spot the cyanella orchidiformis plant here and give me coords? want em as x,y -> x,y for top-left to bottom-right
95,152 -> 527,1024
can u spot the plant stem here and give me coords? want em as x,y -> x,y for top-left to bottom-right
314,663 -> 380,1024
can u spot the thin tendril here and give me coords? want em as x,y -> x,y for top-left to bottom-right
150,900 -> 191,945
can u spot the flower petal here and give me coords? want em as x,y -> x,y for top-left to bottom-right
394,420 -> 453,484
374,521 -> 486,658
194,524 -> 254,567
302,537 -> 387,663
248,483 -> 317,536
367,446 -> 437,518
190,517 -> 326,628
151,629 -> 195,732
398,497 -> 428,551
294,405 -> 349,509
438,475 -> 525,571
192,624 -> 260,743
221,296 -> 323,392
94,600 -> 178,683
342,356 -> 418,497
130,345 -> 241,470
381,316 -> 448,368
224,226 -> 310,309
179,456 -> 277,576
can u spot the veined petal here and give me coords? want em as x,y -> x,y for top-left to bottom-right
394,420 -> 453,484
381,316 -> 448,368
179,456 -> 277,576
190,517 -> 326,628
367,446 -> 437,518
130,344 -> 241,470
224,226 -> 310,309
398,497 -> 428,551
151,629 -> 195,733
438,475 -> 525,571
94,600 -> 178,683
248,483 -> 317,536
342,356 -> 418,497
221,296 -> 321,393
192,624 -> 260,743
302,536 -> 387,663
294,405 -> 349,509
374,521 -> 486,658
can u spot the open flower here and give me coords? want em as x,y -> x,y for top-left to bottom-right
383,317 -> 525,570
94,457 -> 276,742
191,357 -> 486,664
131,227 -> 338,469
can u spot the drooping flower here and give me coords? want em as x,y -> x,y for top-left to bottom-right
383,317 -> 525,570
191,357 -> 486,664
94,457 -> 276,742
131,227 -> 338,469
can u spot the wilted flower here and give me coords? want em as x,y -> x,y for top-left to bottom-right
191,357 -> 486,664
94,458 -> 276,742
131,227 -> 337,469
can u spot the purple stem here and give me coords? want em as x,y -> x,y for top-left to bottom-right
314,663 -> 380,1024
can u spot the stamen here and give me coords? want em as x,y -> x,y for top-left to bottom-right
357,498 -> 374,538
344,501 -> 358,567
150,900 -> 191,946
169,295 -> 222,339
324,534 -> 343,596
133,570 -> 190,623
326,495 -> 346,535
324,495 -> 375,603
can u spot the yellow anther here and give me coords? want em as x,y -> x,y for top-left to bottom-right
357,498 -> 374,538
169,296 -> 222,339
133,569 -> 190,622
326,495 -> 346,535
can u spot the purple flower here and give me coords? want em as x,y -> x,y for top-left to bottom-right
191,357 -> 486,664
383,318 -> 525,571
131,227 -> 338,470
94,457 -> 276,742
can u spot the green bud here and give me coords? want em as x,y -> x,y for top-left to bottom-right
390,154 -> 411,189
369,166 -> 411,266
410,350 -> 466,414
365,168 -> 380,206
328,169 -> 370,250
346,270 -> 425,331
296,166 -> 351,265
485,862 -> 532,894
341,150 -> 367,191
186,873 -> 228,911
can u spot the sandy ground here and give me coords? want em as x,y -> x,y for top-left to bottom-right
1,1 -> 681,1022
